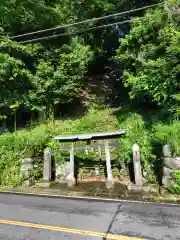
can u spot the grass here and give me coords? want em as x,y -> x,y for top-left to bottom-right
0,108 -> 118,186
0,106 -> 179,194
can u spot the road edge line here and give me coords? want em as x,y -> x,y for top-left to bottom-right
0,190 -> 179,206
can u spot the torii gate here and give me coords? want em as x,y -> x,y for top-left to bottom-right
54,130 -> 125,188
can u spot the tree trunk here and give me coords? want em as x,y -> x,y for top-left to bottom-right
49,105 -> 55,124
14,111 -> 17,132
39,110 -> 46,123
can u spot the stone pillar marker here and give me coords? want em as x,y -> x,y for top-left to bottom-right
132,143 -> 143,186
43,147 -> 52,187
104,139 -> 114,188
67,143 -> 76,187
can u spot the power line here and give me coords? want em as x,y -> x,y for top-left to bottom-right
18,11 -> 167,45
8,2 -> 163,40
18,19 -> 133,44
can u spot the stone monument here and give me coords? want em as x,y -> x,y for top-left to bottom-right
132,144 -> 143,186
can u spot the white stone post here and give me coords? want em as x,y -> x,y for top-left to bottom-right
67,143 -> 76,187
43,147 -> 52,187
132,144 -> 143,186
104,139 -> 114,188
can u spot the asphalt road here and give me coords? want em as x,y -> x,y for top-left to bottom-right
0,193 -> 179,240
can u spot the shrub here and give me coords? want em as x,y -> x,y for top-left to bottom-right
153,121 -> 180,155
168,170 -> 180,194
0,108 -> 117,186
116,109 -> 180,185
0,107 -> 179,192
117,113 -> 152,164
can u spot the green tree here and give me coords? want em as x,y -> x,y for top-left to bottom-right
0,42 -> 34,128
0,0 -> 60,35
116,2 -> 180,117
0,0 -> 163,129
29,40 -> 92,122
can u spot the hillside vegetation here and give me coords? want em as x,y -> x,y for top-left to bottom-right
0,0 -> 180,192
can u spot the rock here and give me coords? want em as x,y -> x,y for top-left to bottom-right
150,186 -> 158,196
21,158 -> 33,165
164,157 -> 180,170
20,157 -> 33,180
36,180 -> 51,188
162,144 -> 180,188
159,186 -> 169,195
174,157 -> 180,169
55,162 -> 70,182
127,184 -> 154,195
120,162 -> 130,182
127,184 -> 143,192
163,166 -> 173,176
142,186 -> 151,194
162,166 -> 173,187
163,144 -> 172,157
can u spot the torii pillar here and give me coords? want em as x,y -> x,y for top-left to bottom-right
104,139 -> 114,188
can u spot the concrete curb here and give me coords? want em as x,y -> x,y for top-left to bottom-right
0,189 -> 179,206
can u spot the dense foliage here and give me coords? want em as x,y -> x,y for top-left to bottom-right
0,0 -> 179,192
0,38 -> 92,125
116,0 -> 180,117
0,0 -> 160,128
0,108 -> 116,186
